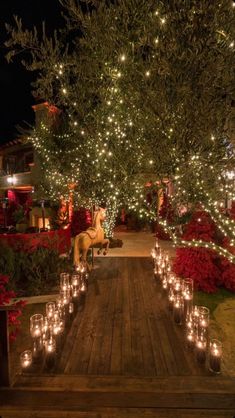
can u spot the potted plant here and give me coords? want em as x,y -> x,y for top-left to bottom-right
13,206 -> 28,233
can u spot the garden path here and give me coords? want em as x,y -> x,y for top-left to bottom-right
2,257 -> 235,417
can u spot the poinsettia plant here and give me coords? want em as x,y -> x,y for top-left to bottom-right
0,274 -> 26,342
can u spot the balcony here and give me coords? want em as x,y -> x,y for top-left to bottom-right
0,170 -> 33,190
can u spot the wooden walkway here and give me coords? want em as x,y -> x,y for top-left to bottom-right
1,257 -> 235,418
58,257 -> 207,376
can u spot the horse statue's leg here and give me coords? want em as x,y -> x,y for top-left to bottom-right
81,248 -> 92,272
97,243 -> 103,255
74,235 -> 80,267
102,238 -> 110,255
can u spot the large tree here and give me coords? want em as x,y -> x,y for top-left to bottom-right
5,0 -> 235,256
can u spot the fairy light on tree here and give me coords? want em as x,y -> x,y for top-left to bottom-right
4,0 -> 235,253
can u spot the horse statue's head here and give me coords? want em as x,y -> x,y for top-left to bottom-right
92,207 -> 107,228
99,207 -> 106,222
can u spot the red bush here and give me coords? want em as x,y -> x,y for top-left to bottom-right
0,274 -> 26,342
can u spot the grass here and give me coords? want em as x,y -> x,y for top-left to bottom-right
194,288 -> 235,318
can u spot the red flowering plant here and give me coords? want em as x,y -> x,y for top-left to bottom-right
219,238 -> 235,292
0,274 -> 26,342
173,210 -> 222,293
70,208 -> 92,237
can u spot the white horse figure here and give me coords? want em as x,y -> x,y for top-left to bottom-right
73,207 -> 110,269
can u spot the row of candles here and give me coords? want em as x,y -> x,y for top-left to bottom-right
20,267 -> 88,372
151,240 -> 222,374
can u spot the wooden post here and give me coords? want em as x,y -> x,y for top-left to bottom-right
0,307 -> 11,387
41,200 -> 45,230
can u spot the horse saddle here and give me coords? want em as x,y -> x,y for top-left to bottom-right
83,227 -> 98,240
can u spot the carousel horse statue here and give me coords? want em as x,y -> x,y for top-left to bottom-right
73,207 -> 110,270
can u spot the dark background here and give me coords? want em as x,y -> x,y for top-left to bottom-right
0,0 -> 63,145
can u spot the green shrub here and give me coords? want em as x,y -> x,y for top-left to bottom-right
0,242 -> 71,296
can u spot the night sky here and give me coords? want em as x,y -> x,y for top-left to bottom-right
0,0 -> 64,145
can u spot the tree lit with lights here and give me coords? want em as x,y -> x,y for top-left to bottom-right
5,0 -> 235,253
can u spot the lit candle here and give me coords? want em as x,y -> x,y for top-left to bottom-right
195,335 -> 207,364
71,273 -> 80,287
209,339 -> 222,374
162,277 -> 168,290
186,328 -> 195,350
80,280 -> 87,293
168,288 -> 175,311
173,278 -> 182,294
45,337 -> 56,370
46,302 -> 56,320
60,272 -> 70,291
69,302 -> 74,314
20,350 -> 32,371
30,314 -> 43,339
198,306 -> 210,336
32,337 -> 44,363
173,295 -> 184,325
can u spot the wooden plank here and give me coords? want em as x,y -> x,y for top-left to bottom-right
13,374 -> 235,394
1,407 -> 233,418
1,376 -> 235,410
56,296 -> 86,373
128,260 -> 145,376
132,259 -> 156,376
138,260 -> 168,375
110,260 -> 123,374
97,260 -> 119,374
87,263 -> 113,374
64,283 -> 99,374
121,259 -> 133,375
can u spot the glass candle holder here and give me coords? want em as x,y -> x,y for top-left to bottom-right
52,316 -> 61,336
60,318 -> 65,334
192,304 -> 199,325
46,302 -> 56,320
167,273 -> 175,287
186,328 -> 195,350
198,306 -> 210,335
30,314 -> 43,339
80,279 -> 87,293
42,317 -> 50,343
32,337 -> 44,363
72,284 -> 80,298
20,350 -> 32,371
209,339 -> 222,374
60,288 -> 71,305
183,279 -> 194,319
195,335 -> 207,364
60,272 -> 70,291
173,294 -> 184,325
162,277 -> 168,290
168,287 -> 175,311
45,337 -> 56,370
173,278 -> 182,295
69,302 -> 74,314
182,278 -> 193,299
71,273 -> 80,287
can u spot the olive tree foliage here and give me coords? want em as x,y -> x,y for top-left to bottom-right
5,0 -> 235,258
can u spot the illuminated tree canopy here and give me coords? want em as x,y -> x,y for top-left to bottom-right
5,0 -> 235,255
